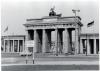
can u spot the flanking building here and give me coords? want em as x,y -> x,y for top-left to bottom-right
1,33 -> 99,55
80,33 -> 99,54
1,35 -> 25,53
1,10 -> 99,55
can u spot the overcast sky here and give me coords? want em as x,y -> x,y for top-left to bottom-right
1,0 -> 99,36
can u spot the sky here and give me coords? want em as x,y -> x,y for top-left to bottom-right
1,0 -> 99,36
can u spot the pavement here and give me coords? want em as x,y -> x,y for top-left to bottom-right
1,54 -> 99,65
1,54 -> 99,71
2,61 -> 99,66
2,64 -> 99,71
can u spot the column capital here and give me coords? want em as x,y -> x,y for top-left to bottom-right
25,29 -> 29,31
75,28 -> 79,30
34,29 -> 37,31
42,28 -> 46,30
64,28 -> 67,30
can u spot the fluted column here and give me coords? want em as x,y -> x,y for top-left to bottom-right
63,28 -> 69,53
78,27 -> 81,54
47,31 -> 51,53
7,40 -> 8,52
69,30 -> 72,53
4,40 -> 5,52
9,40 -> 11,52
17,40 -> 19,52
80,39 -> 83,54
87,39 -> 90,54
13,40 -> 14,52
42,29 -> 46,53
25,30 -> 29,52
58,30 -> 63,53
22,40 -> 24,52
11,40 -> 13,52
34,30 -> 37,52
55,29 -> 58,54
94,39 -> 96,54
75,28 -> 79,54
8,40 -> 10,52
57,30 -> 60,53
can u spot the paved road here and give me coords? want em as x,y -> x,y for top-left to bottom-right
1,54 -> 99,71
1,55 -> 99,64
2,65 -> 99,71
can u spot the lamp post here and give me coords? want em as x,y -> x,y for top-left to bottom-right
72,9 -> 80,17
72,9 -> 80,54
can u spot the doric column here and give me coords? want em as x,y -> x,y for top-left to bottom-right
13,40 -> 14,52
5,40 -> 7,52
4,40 -> 5,52
58,30 -> 63,53
80,39 -> 83,54
69,30 -> 72,53
6,40 -> 8,52
47,31 -> 51,53
34,29 -> 38,52
78,27 -> 81,54
25,30 -> 29,52
42,29 -> 46,53
8,40 -> 10,52
63,28 -> 69,53
17,40 -> 19,52
11,40 -> 13,52
75,28 -> 79,54
55,29 -> 58,54
10,40 -> 12,52
58,30 -> 60,53
22,40 -> 25,52
9,40 -> 11,52
42,29 -> 48,53
94,39 -> 96,54
87,39 -> 90,54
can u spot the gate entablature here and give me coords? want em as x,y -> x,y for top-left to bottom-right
24,16 -> 83,30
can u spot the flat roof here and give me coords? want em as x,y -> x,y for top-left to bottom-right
2,35 -> 25,38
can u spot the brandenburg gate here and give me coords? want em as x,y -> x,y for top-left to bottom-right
24,15 -> 83,55
24,9 -> 83,55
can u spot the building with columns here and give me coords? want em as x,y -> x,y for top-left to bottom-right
80,33 -> 99,54
1,33 -> 99,55
1,12 -> 99,55
24,16 -> 83,54
1,35 -> 25,53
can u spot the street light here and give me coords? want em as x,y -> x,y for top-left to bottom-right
72,9 -> 80,17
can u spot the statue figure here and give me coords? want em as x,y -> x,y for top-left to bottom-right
49,6 -> 62,17
49,7 -> 56,16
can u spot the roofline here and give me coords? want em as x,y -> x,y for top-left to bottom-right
26,16 -> 82,21
2,35 -> 26,37
80,33 -> 99,36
